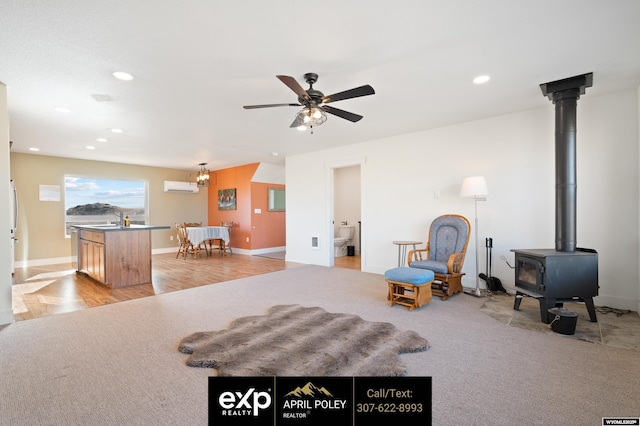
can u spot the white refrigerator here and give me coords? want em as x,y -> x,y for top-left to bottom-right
10,179 -> 17,273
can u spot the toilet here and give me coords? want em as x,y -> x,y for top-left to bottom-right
334,225 -> 355,257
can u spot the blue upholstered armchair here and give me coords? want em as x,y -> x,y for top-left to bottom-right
408,214 -> 471,300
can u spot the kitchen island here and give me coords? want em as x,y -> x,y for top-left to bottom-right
73,224 -> 170,288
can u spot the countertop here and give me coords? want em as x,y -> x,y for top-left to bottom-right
72,224 -> 171,232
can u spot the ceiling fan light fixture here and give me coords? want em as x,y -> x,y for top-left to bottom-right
296,107 -> 327,128
297,125 -> 307,132
244,73 -> 374,129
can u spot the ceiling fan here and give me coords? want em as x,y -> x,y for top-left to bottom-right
243,73 -> 375,130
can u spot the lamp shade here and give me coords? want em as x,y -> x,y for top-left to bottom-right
460,176 -> 488,197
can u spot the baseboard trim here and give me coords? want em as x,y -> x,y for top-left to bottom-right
594,294 -> 640,313
14,256 -> 73,268
14,246 -> 289,267
0,308 -> 14,326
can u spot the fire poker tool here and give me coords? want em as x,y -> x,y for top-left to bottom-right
479,238 -> 506,293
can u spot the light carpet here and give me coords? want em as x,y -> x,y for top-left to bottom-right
178,304 -> 429,376
1,264 -> 639,425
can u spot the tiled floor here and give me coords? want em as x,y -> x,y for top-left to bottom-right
480,291 -> 640,351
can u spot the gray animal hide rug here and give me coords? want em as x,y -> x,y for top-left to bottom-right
178,304 -> 429,376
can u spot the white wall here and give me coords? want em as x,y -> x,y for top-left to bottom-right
1,83 -> 13,324
286,89 -> 640,311
252,163 -> 285,184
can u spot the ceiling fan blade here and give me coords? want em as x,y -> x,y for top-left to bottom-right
321,105 -> 363,122
243,103 -> 300,109
321,84 -> 375,104
276,75 -> 310,101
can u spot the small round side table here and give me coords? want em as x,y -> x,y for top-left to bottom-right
392,241 -> 423,267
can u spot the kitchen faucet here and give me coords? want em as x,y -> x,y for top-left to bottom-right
111,211 -> 124,226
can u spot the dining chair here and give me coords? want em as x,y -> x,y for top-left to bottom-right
184,222 -> 210,255
175,223 -> 193,259
220,221 -> 233,255
176,223 -> 205,259
208,221 -> 233,256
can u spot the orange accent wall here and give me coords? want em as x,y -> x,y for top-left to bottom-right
251,182 -> 285,248
207,163 -> 285,250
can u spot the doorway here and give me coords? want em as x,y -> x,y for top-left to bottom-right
331,163 -> 362,270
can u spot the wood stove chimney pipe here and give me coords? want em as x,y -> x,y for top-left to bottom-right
540,73 -> 592,252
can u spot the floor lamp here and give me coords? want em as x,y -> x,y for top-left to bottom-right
460,176 -> 488,297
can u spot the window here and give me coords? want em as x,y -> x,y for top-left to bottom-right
268,187 -> 285,211
64,176 -> 148,236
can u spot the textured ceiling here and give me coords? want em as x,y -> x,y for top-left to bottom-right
2,0 -> 640,174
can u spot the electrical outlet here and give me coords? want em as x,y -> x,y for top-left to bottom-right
170,235 -> 173,241
246,237 -> 249,242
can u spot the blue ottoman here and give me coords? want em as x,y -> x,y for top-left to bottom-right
384,267 -> 435,311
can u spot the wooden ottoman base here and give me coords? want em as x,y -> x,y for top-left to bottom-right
384,267 -> 435,311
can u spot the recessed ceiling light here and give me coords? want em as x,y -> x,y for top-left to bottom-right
473,75 -> 491,84
53,106 -> 71,113
29,147 -> 39,152
112,71 -> 134,81
110,128 -> 123,133
86,146 -> 96,150
96,138 -> 108,142
271,152 -> 279,156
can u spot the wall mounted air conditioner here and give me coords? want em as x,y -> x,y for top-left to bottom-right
163,181 -> 199,193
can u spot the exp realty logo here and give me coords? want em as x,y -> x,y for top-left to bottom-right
277,377 -> 351,424
209,377 -> 275,425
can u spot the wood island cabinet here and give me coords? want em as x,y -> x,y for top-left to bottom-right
75,225 -> 167,288
78,230 -> 106,283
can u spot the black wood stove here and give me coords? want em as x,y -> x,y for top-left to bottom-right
512,248 -> 598,322
512,73 -> 599,323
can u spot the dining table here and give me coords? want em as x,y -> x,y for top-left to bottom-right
186,226 -> 230,255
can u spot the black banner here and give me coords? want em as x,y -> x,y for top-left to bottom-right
209,376 -> 432,426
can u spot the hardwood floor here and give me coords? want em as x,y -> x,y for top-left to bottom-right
333,254 -> 361,270
11,252 -> 361,322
